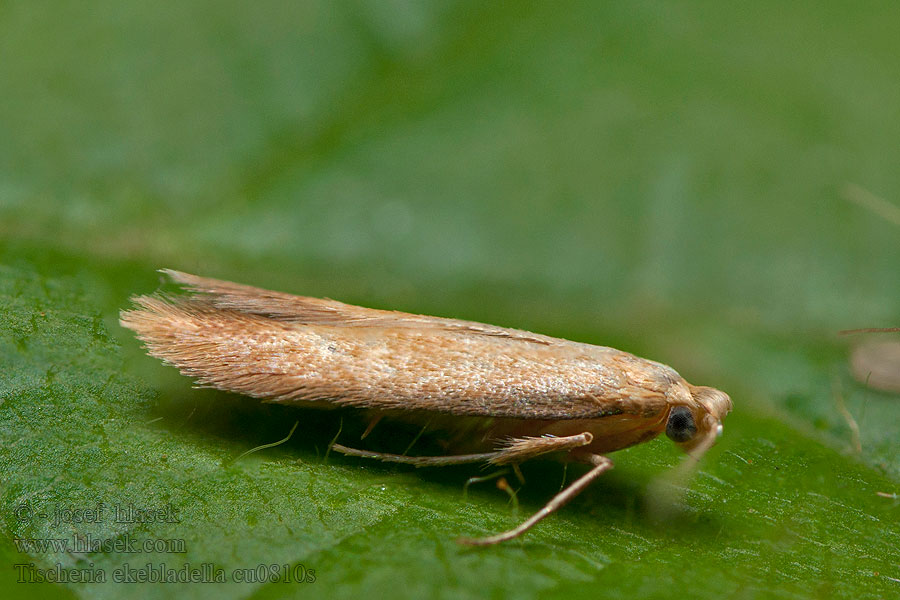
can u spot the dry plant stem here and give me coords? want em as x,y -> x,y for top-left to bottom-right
458,454 -> 614,546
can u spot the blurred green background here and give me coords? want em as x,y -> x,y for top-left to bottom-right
2,1 -> 899,599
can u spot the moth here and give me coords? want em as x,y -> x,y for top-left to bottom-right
121,270 -> 732,545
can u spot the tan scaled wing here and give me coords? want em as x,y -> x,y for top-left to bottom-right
120,271 -> 673,421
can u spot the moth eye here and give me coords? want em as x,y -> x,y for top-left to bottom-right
665,406 -> 697,443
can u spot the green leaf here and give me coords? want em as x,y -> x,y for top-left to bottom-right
2,2 -> 900,599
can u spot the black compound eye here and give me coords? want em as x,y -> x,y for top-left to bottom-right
666,406 -> 697,443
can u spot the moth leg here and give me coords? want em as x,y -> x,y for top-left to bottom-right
330,444 -> 499,467
360,414 -> 383,440
495,476 -> 520,514
512,463 -> 526,485
457,453 -> 613,546
463,469 -> 510,500
488,432 -> 594,465
333,432 -> 594,468
333,432 -> 593,468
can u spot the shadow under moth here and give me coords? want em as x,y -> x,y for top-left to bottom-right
121,270 -> 732,545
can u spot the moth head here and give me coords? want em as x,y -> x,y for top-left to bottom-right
648,385 -> 731,520
665,385 -> 732,455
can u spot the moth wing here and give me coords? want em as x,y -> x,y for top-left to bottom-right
163,270 -> 557,345
122,271 -> 674,421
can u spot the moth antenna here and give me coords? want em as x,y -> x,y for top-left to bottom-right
645,419 -> 720,521
839,327 -> 900,335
